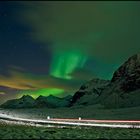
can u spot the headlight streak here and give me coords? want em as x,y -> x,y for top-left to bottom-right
0,112 -> 140,129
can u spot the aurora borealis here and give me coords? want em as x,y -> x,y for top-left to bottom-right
0,1 -> 140,103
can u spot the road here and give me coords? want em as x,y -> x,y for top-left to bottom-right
0,112 -> 140,128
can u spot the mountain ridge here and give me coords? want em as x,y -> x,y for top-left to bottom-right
0,94 -> 72,109
1,53 -> 140,109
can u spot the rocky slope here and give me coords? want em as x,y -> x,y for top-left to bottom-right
70,79 -> 110,106
71,54 -> 140,108
99,53 -> 140,108
111,54 -> 140,92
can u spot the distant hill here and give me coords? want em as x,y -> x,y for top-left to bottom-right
34,95 -> 72,108
0,95 -> 72,109
0,95 -> 35,109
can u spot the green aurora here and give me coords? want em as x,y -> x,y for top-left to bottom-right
10,2 -> 140,98
0,1 -> 140,102
17,48 -> 88,98
18,88 -> 64,98
50,49 -> 87,79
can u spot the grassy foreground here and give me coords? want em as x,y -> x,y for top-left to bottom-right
0,122 -> 140,139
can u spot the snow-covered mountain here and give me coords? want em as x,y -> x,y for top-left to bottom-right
0,94 -> 72,109
70,79 -> 110,106
1,54 -> 140,109
34,95 -> 72,108
100,54 -> 140,108
71,54 -> 140,108
0,95 -> 35,108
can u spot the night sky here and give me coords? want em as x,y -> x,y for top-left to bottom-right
0,1 -> 140,103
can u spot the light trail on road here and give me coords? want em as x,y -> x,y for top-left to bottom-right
50,118 -> 140,123
0,112 -> 140,128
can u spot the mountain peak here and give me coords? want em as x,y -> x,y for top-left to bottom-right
128,53 -> 140,61
47,95 -> 54,98
20,95 -> 34,100
47,95 -> 60,99
100,53 -> 140,108
111,53 -> 140,82
36,95 -> 45,99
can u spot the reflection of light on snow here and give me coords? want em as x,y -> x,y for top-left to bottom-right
0,119 -> 66,128
0,111 -> 140,129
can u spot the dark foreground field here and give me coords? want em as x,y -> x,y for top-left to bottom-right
0,122 -> 140,139
1,105 -> 140,120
